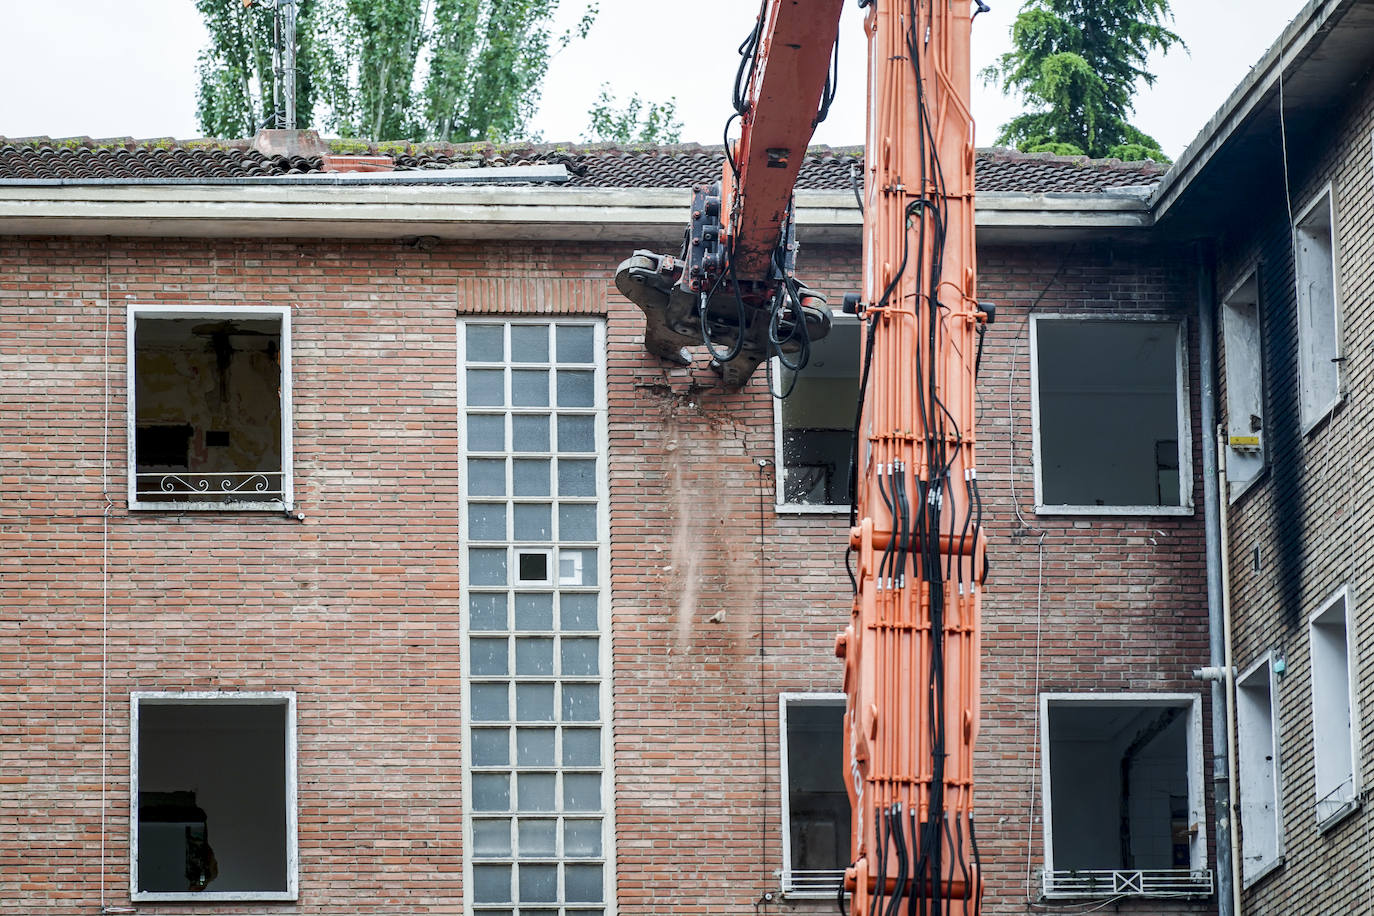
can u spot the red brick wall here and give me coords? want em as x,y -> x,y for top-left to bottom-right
0,232 -> 1212,914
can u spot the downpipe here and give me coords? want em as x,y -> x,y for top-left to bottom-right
1196,244 -> 1236,916
1216,429 -> 1243,916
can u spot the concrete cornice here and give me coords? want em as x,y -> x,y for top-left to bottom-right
0,184 -> 1152,244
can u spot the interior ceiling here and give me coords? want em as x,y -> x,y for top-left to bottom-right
1050,703 -> 1181,745
136,317 -> 280,351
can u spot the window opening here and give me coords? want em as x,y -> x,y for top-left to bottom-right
1293,187 -> 1341,428
1032,317 -> 1189,513
1040,694 -> 1210,898
780,695 -> 851,896
1236,654 -> 1282,883
128,307 -> 291,510
775,318 -> 859,509
131,693 -> 297,902
1309,588 -> 1359,828
1222,270 -> 1265,494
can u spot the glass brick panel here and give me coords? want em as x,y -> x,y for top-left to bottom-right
516,683 -> 556,722
516,593 -> 555,631
511,325 -> 550,363
563,820 -> 603,857
467,414 -> 505,452
565,864 -> 604,902
514,459 -> 552,497
470,684 -> 509,722
561,684 -> 600,722
473,819 -> 513,857
471,728 -> 511,767
469,503 -> 507,541
472,864 -> 512,903
470,638 -> 509,677
467,459 -> 506,497
562,729 -> 601,767
519,819 -> 558,856
469,593 -> 508,631
514,503 -> 553,541
560,594 -> 598,631
560,639 -> 599,677
557,460 -> 596,497
472,773 -> 511,812
558,504 -> 597,541
467,325 -> 505,362
563,773 -> 601,811
470,549 -> 508,586
516,638 -> 555,676
557,325 -> 595,363
556,370 -> 595,408
512,415 -> 550,452
467,369 -> 505,406
519,865 -> 558,903
556,415 -> 596,453
518,773 -> 556,812
512,369 -> 551,407
516,727 -> 557,767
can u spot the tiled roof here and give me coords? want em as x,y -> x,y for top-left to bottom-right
0,137 -> 1164,194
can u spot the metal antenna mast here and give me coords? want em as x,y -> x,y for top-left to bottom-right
269,0 -> 298,129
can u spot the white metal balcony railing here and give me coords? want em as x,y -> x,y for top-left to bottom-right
1316,774 -> 1357,825
1043,868 -> 1214,898
135,471 -> 285,503
784,868 -> 847,896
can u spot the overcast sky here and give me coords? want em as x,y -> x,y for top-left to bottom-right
0,1 -> 1310,159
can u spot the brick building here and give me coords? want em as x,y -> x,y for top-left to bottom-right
8,3 -> 1369,907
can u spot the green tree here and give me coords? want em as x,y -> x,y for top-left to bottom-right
196,0 -> 598,142
982,0 -> 1183,161
195,0 -> 318,137
582,84 -> 683,144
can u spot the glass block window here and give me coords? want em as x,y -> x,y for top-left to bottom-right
460,320 -> 613,916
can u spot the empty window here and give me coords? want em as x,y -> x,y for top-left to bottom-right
1293,186 -> 1342,428
775,318 -> 859,510
128,306 -> 292,510
1032,317 -> 1190,513
1222,270 -> 1265,496
1040,694 -> 1210,898
1309,587 -> 1360,828
131,693 -> 297,902
1236,654 -> 1282,884
780,694 -> 851,896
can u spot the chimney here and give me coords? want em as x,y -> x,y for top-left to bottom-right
251,129 -> 329,159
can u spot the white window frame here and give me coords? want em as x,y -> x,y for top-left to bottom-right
126,304 -> 294,512
1308,585 -> 1361,830
457,318 -> 619,916
1292,184 -> 1343,432
1221,266 -> 1266,501
1029,314 -> 1194,515
129,690 -> 299,903
778,692 -> 849,897
1236,652 -> 1283,886
772,314 -> 860,515
1039,693 -> 1207,895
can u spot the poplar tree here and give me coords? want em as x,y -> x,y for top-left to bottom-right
982,0 -> 1183,161
583,85 -> 683,144
195,0 -> 599,142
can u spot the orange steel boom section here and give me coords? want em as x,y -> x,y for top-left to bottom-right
616,1 -> 988,912
837,1 -> 986,913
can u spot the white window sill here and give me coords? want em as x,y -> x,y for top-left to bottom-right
1034,504 -> 1193,517
131,500 -> 291,513
133,891 -> 297,903
775,502 -> 849,515
1242,853 -> 1284,889
1316,796 -> 1361,833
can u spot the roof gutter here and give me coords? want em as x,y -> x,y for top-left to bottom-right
0,184 -> 1152,243
0,163 -> 570,187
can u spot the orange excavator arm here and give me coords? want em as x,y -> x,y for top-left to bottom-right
617,1 -> 990,912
